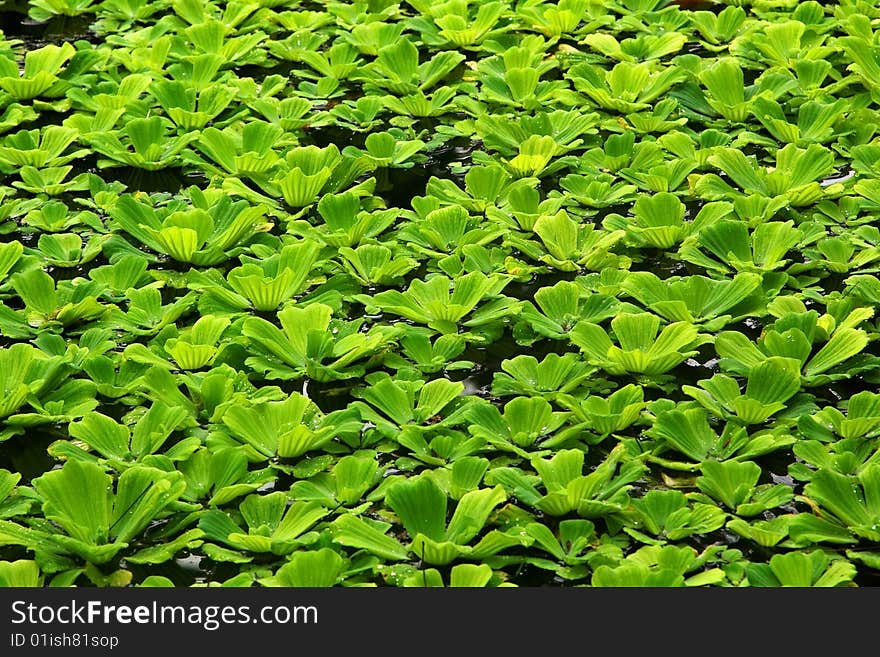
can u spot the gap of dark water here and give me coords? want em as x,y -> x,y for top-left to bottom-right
0,10 -> 96,45
0,428 -> 60,483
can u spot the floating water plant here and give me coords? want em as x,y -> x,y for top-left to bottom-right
2,459 -> 187,565
3,0 -> 880,589
569,312 -> 708,377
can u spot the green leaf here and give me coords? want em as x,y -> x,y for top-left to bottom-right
0,559 -> 42,586
696,460 -> 761,510
32,460 -> 112,546
386,475 -> 448,542
263,548 -> 346,587
445,485 -> 506,545
804,329 -> 869,378
329,515 -> 408,561
449,563 -> 495,587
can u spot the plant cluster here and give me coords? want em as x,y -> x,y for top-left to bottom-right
2,0 -> 880,587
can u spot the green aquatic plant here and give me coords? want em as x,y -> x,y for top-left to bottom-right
337,243 -> 419,286
290,452 -> 384,509
0,104 -> 38,137
330,95 -> 385,130
0,459 -> 187,565
198,493 -> 329,557
87,115 -> 200,170
342,130 -> 426,169
692,58 -> 764,123
382,474 -> 513,565
486,181 -> 565,231
108,187 -> 272,266
256,143 -> 376,209
103,283 -> 197,337
591,544 -> 728,587
13,165 -> 91,196
619,271 -> 766,330
556,384 -> 646,440
504,517 -> 618,581
0,42 -> 76,100
22,200 -> 101,233
381,86 -> 459,118
190,120 -> 286,178
360,271 -> 518,336
0,240 -> 24,286
352,373 -> 466,436
569,312 -> 707,377
566,60 -> 687,113
3,0 -> 880,592
219,393 -> 338,460
329,477 -> 522,567
693,143 -> 837,207
725,516 -> 795,549
395,562 -> 503,587
398,202 -> 505,258
86,253 -> 151,298
242,303 -> 402,382
178,446 -> 276,507
582,29 -> 687,63
472,109 -> 599,161
790,465 -> 880,544
789,437 -> 870,486
713,305 -> 874,386
466,396 -> 570,456
475,39 -> 568,110
10,268 -> 111,328
602,191 -> 693,249
0,469 -> 32,520
409,0 -> 509,48
798,391 -> 880,442
353,37 -> 466,95
0,126 -> 87,172
27,0 -> 96,20
382,327 -> 473,374
341,20 -> 405,56
297,191 -> 399,248
616,489 -> 728,544
683,357 -> 803,425
617,152 -> 697,194
293,40 -> 362,81
493,135 -> 572,179
161,314 -> 232,371
150,79 -> 239,131
258,548 -> 350,587
487,446 -> 648,518
47,402 -> 195,468
32,233 -> 108,269
515,280 -> 623,341
507,210 -> 628,271
181,17 -> 268,67
0,559 -> 43,587
744,550 -> 857,587
557,172 -> 638,209
248,94 -> 318,133
732,18 -> 836,71
678,220 -> 808,275
515,0 -> 609,39
750,97 -> 849,147
624,98 -> 689,135
490,352 -> 597,399
694,460 -> 794,517
689,5 -> 747,49
225,241 -> 322,311
644,405 -> 797,469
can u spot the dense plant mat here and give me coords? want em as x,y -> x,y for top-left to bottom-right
2,0 -> 880,588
